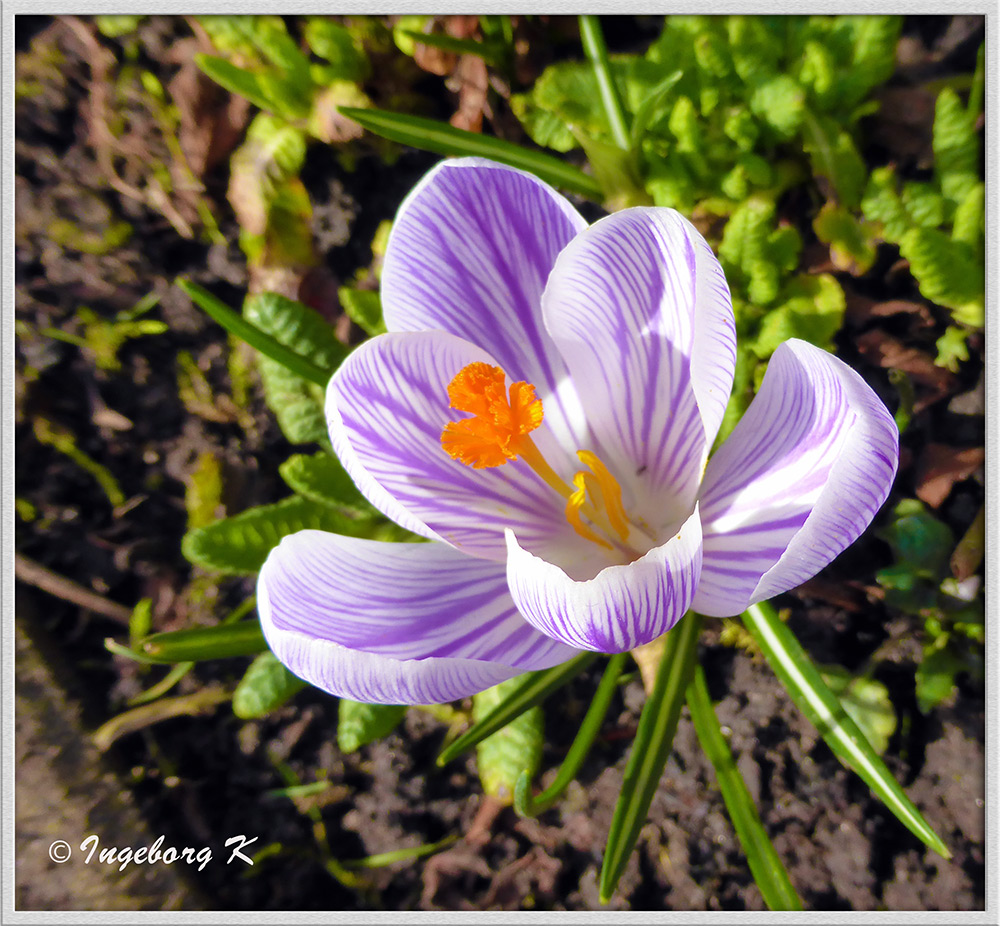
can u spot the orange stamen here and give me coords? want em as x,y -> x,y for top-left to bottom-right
441,363 -> 543,469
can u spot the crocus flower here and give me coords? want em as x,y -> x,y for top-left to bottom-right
258,158 -> 898,705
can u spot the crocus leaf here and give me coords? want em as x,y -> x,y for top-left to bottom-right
473,678 -> 545,803
687,664 -> 802,910
139,621 -> 267,663
579,15 -> 630,150
436,653 -> 598,766
515,652 -> 627,817
182,496 -> 374,575
741,600 -> 950,859
817,665 -> 897,755
338,700 -> 407,753
337,106 -> 603,200
176,279 -> 329,387
599,611 -> 703,902
233,651 -> 307,719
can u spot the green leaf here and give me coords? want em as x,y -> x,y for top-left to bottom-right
436,653 -> 598,766
600,611 -> 703,902
279,452 -> 370,514
899,227 -> 983,325
915,642 -> 964,714
196,55 -> 285,115
304,18 -> 369,80
176,279 -> 328,387
801,110 -> 866,208
812,201 -> 878,274
233,651 -> 307,719
741,600 -> 951,859
337,700 -> 406,752
400,29 -> 503,66
244,292 -> 349,444
877,498 -> 955,577
182,496 -> 372,575
515,653 -> 627,817
339,106 -> 603,200
750,273 -> 845,358
935,326 -> 970,373
338,286 -> 386,336
579,15 -> 630,150
687,665 -> 802,910
818,665 -> 897,755
473,679 -> 545,803
139,621 -> 267,663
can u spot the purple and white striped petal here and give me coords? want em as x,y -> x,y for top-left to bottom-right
381,158 -> 591,452
327,330 -> 576,560
693,339 -> 899,617
541,208 -> 735,530
503,507 -> 703,652
258,532 -> 578,704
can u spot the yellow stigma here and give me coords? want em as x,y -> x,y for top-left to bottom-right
441,363 -> 636,554
440,363 -> 543,468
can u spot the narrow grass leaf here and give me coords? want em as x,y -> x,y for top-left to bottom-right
176,278 -> 329,386
742,600 -> 950,858
599,611 -> 703,902
515,651 -> 627,817
687,664 -> 802,910
338,107 -> 603,200
139,620 -> 267,663
436,652 -> 598,766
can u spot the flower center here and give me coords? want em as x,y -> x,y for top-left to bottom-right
440,363 -> 641,553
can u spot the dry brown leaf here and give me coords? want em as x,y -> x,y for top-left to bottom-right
915,443 -> 984,508
855,330 -> 957,410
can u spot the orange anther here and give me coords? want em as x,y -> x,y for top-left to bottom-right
441,363 -> 543,469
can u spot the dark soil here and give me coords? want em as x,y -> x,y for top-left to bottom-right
14,14 -> 986,912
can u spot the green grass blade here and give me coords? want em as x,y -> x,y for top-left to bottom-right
515,652 -> 627,817
687,664 -> 802,910
579,15 -> 630,150
139,620 -> 267,663
599,612 -> 703,902
436,652 -> 598,766
742,601 -> 950,858
401,30 -> 503,65
176,278 -> 330,387
338,107 -> 602,200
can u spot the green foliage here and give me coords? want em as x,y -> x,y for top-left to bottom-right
337,701 -> 407,752
750,274 -> 846,359
279,452 -> 370,514
233,652 -> 307,719
338,287 -> 386,336
512,15 -> 901,213
875,500 -> 984,713
243,292 -> 348,445
818,665 -> 896,755
858,60 -> 984,358
182,495 -> 373,574
472,678 -> 545,802
303,18 -> 370,81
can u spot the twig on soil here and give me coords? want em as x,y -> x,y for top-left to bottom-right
15,553 -> 133,625
93,684 -> 232,751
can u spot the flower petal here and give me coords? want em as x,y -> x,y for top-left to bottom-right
693,340 -> 899,617
504,507 -> 703,652
381,157 -> 591,450
258,532 -> 578,704
327,330 -> 575,559
542,208 -> 735,529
